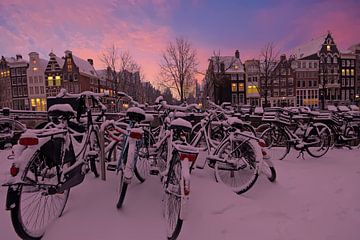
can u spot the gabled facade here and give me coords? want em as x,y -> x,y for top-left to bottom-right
267,55 -> 296,107
62,50 -> 99,94
45,52 -> 64,97
27,52 -> 47,111
318,33 -> 341,108
244,59 -> 261,106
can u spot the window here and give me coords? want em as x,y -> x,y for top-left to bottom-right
302,81 -> 305,87
29,77 -> 33,84
55,75 -> 61,86
231,74 -> 237,80
239,93 -> 244,104
327,56 -> 331,63
297,61 -> 301,68
231,83 -> 237,92
35,86 -> 39,94
327,45 -> 330,51
342,60 -> 345,66
351,69 -> 354,76
314,62 -> 318,68
309,62 -> 313,68
333,57 -> 337,63
40,86 -> 44,94
48,76 -> 54,86
232,94 -> 238,105
346,69 -> 350,76
29,87 -> 34,94
238,83 -> 244,91
309,80 -> 312,87
302,62 -> 306,68
34,76 -> 38,83
342,69 -> 345,76
67,58 -> 73,72
297,81 -> 300,88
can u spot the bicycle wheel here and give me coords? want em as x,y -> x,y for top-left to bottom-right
214,138 -> 261,194
134,129 -> 155,182
88,129 -> 101,177
345,125 -> 360,148
164,157 -> 183,240
116,145 -> 129,209
261,159 -> 277,182
10,152 -> 70,240
260,126 -> 290,160
305,123 -> 331,158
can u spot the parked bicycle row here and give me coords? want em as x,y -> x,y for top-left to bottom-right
1,89 -> 359,240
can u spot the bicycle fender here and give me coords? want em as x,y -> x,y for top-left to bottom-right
5,186 -> 20,210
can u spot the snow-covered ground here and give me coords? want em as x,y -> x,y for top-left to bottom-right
1,148 -> 360,240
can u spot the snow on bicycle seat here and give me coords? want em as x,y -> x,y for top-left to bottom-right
126,107 -> 146,122
169,118 -> 192,132
48,104 -> 75,119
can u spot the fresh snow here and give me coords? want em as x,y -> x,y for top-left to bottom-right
1,148 -> 360,240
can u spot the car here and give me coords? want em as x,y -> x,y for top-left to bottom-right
0,118 -> 26,149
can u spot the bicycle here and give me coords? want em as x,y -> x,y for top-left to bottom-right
2,90 -> 107,240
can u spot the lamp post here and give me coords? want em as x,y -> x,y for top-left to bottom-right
320,57 -> 328,110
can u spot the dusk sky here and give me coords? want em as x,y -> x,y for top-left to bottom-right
1,0 -> 359,86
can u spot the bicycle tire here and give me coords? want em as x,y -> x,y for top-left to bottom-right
214,138 -> 261,194
116,145 -> 129,209
88,129 -> 101,177
305,123 -> 331,158
134,129 -> 155,183
260,126 -> 290,160
164,156 -> 183,240
10,152 -> 70,240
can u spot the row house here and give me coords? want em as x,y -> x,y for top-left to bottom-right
204,50 -> 246,105
27,52 -> 48,111
244,59 -> 261,106
0,56 -> 12,108
267,55 -> 296,107
348,44 -> 360,101
45,52 -> 64,97
340,52 -> 356,102
8,55 -> 29,110
62,50 -> 99,94
318,33 -> 341,108
294,58 -> 319,108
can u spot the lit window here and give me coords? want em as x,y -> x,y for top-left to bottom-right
48,76 -> 53,86
233,65 -> 239,70
33,67 -> 38,71
231,83 -> 237,92
351,69 -> 354,76
238,83 -> 244,91
346,69 -> 350,76
342,69 -> 345,76
55,75 -> 61,86
327,45 -> 330,51
31,99 -> 36,107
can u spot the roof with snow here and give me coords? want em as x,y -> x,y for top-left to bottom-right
211,56 -> 245,73
72,55 -> 98,78
290,34 -> 326,60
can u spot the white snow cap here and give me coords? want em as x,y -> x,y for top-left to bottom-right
127,107 -> 146,116
48,104 -> 75,114
337,106 -> 350,112
170,118 -> 192,130
327,105 -> 338,112
155,96 -> 164,104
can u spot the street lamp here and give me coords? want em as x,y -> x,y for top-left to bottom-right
320,57 -> 328,110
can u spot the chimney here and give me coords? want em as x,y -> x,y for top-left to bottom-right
16,54 -> 22,60
280,54 -> 286,61
64,50 -> 72,57
235,50 -> 240,59
87,59 -> 94,66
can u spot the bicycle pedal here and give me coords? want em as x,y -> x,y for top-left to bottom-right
106,164 -> 117,171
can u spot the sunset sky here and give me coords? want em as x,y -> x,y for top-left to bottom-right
1,0 -> 359,86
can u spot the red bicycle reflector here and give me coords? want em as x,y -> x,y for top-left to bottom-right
10,165 -> 19,177
129,131 -> 142,139
179,153 -> 198,162
19,137 -> 39,146
258,139 -> 267,148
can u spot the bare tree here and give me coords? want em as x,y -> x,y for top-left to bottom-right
258,43 -> 279,107
99,44 -> 119,92
100,45 -> 140,94
159,37 -> 198,102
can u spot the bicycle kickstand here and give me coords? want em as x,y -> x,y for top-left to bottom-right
296,150 -> 305,160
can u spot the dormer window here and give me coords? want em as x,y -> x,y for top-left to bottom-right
327,45 -> 330,51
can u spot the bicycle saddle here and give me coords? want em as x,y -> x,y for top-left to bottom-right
169,118 -> 192,132
126,107 -> 146,122
48,104 -> 75,120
